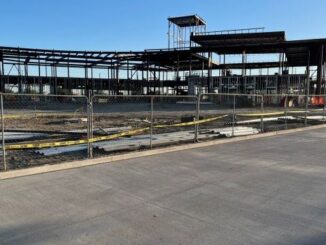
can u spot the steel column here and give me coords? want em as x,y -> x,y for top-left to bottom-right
150,96 -> 154,148
305,50 -> 311,126
195,93 -> 200,142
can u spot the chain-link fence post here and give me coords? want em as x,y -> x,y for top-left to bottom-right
323,95 -> 326,124
194,93 -> 200,142
87,95 -> 93,159
150,96 -> 154,149
1,94 -> 6,171
284,95 -> 288,129
232,94 -> 235,137
304,94 -> 309,127
260,95 -> 264,133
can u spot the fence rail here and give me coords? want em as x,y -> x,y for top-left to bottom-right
1,93 -> 325,171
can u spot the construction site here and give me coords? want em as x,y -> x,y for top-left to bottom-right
0,15 -> 325,97
0,15 -> 325,171
2,2 -> 326,242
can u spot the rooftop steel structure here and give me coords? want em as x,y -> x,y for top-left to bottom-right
0,15 -> 325,96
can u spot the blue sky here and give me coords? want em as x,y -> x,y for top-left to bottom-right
1,0 -> 326,51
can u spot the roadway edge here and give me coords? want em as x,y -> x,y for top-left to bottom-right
1,124 -> 326,180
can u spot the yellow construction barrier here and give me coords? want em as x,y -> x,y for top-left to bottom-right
238,109 -> 322,117
5,115 -> 228,150
154,115 -> 228,128
237,112 -> 285,117
3,112 -> 84,119
5,108 -> 324,150
3,107 -> 322,120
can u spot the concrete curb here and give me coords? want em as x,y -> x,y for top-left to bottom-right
1,124 -> 326,180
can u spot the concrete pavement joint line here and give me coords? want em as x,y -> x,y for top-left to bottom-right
1,124 -> 326,180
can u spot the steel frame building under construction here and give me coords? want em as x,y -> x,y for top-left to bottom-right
0,15 -> 325,97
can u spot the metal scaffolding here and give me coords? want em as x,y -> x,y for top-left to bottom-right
0,15 -> 325,96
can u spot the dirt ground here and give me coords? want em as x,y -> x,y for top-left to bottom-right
1,101 -> 323,171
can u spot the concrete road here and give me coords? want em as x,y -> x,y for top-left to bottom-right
1,128 -> 326,244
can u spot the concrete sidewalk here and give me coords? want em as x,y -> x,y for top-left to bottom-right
1,128 -> 326,244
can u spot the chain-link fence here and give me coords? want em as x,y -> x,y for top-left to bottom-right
152,95 -> 198,147
91,95 -> 152,157
307,94 -> 326,126
262,94 -> 326,132
199,93 -> 262,140
0,94 -> 89,171
90,95 -> 198,158
0,93 -> 325,172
